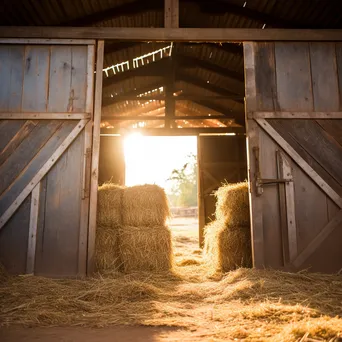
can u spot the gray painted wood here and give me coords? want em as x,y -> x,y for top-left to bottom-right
274,42 -> 314,111
0,46 -> 11,111
36,130 -> 84,277
47,46 -> 72,112
254,42 -> 279,111
0,121 -> 74,216
0,195 -> 31,274
0,120 -> 62,199
0,120 -> 38,167
22,46 -> 50,112
291,165 -> 329,254
71,46 -> 88,112
0,120 -> 26,152
310,43 -> 340,111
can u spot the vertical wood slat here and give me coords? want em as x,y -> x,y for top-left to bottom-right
87,41 -> 104,275
244,42 -> 265,268
336,43 -> 342,110
310,43 -> 339,111
279,152 -> 297,262
164,0 -> 179,28
197,137 -> 205,248
22,46 -> 50,112
78,45 -> 95,276
26,182 -> 40,274
274,42 -> 314,112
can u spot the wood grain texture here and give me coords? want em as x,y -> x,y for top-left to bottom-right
22,46 -> 50,112
0,120 -> 26,152
310,43 -> 340,111
316,119 -> 342,148
249,112 -> 342,119
0,120 -> 38,167
274,42 -> 313,111
336,43 -> 342,111
0,196 -> 31,274
254,42 -> 278,111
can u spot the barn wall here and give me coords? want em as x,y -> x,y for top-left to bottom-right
0,42 -> 95,277
244,42 -> 342,273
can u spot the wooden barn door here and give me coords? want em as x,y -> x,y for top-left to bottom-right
197,135 -> 247,247
0,39 -> 101,277
244,42 -> 342,273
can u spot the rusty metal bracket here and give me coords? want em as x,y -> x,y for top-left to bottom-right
253,146 -> 292,196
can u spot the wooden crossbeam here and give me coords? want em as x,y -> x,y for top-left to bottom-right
248,111 -> 342,119
1,27 -> 342,41
0,113 -> 90,120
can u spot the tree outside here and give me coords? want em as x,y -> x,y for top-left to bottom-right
166,153 -> 198,208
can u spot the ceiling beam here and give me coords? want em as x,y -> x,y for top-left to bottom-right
2,27 -> 342,41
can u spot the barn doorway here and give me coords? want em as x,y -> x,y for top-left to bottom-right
123,133 -> 200,261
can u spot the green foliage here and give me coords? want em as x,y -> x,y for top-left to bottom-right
166,153 -> 197,207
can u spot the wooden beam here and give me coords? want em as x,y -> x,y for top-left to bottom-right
101,127 -> 245,136
292,209 -> 342,269
249,111 -> 342,119
1,27 -> 342,41
102,115 -> 227,121
0,38 -> 95,45
88,41 -> 105,275
26,182 -> 41,274
256,118 -> 342,208
0,119 -> 88,230
0,113 -> 90,120
192,99 -> 244,119
103,94 -> 241,101
165,0 -> 179,28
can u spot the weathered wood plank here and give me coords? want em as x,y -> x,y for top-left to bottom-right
0,196 -> 31,274
0,38 -> 95,45
274,42 -> 313,111
0,120 -> 26,152
0,46 -> 25,112
243,43 -> 257,112
293,209 -> 342,269
316,119 -> 342,148
257,119 -> 342,208
40,130 -> 84,277
22,46 -> 50,112
310,43 -> 340,111
279,120 -> 342,187
0,120 -> 62,198
197,136 -> 205,248
47,46 -> 72,112
1,27 -> 342,41
248,112 -> 342,119
71,45 -> 88,112
165,0 -> 179,28
336,43 -> 342,111
0,120 -> 38,167
254,42 -> 278,111
26,182 -> 40,274
0,119 -> 88,229
270,119 -> 342,197
0,113 -> 90,120
88,41 -> 104,274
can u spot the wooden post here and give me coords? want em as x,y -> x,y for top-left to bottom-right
164,0 -> 179,28
87,40 -> 104,275
197,137 -> 206,248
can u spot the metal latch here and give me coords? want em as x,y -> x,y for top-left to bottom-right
253,146 -> 293,196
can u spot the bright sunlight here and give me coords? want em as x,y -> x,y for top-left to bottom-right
123,133 -> 197,193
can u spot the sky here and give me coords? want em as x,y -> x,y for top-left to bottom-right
123,134 -> 197,193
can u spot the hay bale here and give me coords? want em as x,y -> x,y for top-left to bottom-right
204,220 -> 252,272
97,182 -> 124,227
95,225 -> 122,273
215,181 -> 250,226
122,184 -> 170,227
119,226 -> 173,273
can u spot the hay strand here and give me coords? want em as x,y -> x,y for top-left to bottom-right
95,225 -> 122,273
119,226 -> 173,273
215,181 -> 250,226
122,184 -> 170,227
97,182 -> 124,227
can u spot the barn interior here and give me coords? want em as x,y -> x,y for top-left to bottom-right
1,1 -> 342,341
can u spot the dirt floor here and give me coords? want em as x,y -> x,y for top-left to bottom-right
1,216 -> 342,342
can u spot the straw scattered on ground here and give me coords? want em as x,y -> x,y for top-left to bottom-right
122,184 -> 170,227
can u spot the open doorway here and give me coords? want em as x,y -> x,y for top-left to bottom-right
123,133 -> 200,262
